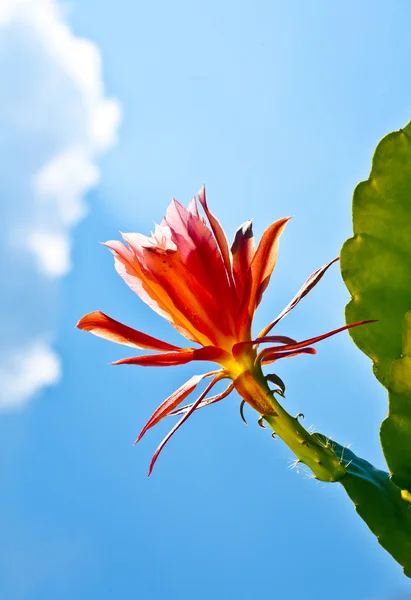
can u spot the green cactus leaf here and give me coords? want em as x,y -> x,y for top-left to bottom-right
341,122 -> 411,491
331,442 -> 411,578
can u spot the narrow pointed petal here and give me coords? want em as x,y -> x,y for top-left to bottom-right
239,217 -> 291,333
252,335 -> 300,345
232,335 -> 297,358
135,372 -> 219,443
147,375 -> 222,476
187,196 -> 201,218
258,320 -> 377,361
261,347 -> 317,365
112,351 -> 196,367
198,186 -> 236,291
112,345 -> 232,367
169,382 -> 235,416
259,257 -> 339,337
231,220 -> 255,294
76,311 -> 183,352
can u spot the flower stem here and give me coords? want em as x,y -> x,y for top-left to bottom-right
234,369 -> 346,482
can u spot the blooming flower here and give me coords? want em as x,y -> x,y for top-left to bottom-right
77,187 -> 373,476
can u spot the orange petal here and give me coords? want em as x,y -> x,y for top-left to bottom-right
259,257 -> 339,337
76,311 -> 183,352
248,216 -> 291,311
147,374 -> 222,476
134,371 -> 219,443
104,239 -> 210,346
135,239 -> 231,346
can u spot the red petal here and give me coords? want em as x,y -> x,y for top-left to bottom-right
258,320 -> 377,360
261,347 -> 317,365
259,257 -> 339,337
169,382 -> 235,416
198,186 -> 236,292
112,351 -> 195,367
147,374 -> 222,476
231,220 -> 255,294
134,371 -> 219,443
76,311 -> 183,352
112,345 -> 232,367
232,335 -> 297,359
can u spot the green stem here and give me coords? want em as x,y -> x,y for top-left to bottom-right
234,369 -> 346,482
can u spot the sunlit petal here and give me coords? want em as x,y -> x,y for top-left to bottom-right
135,371 -> 220,443
76,311 -> 183,351
232,335 -> 297,359
198,185 -> 237,292
248,216 -> 291,309
169,382 -> 235,416
103,239 -> 203,344
259,257 -> 339,337
112,345 -> 232,367
261,347 -> 317,365
257,320 -> 377,362
112,351 -> 196,367
231,219 -> 254,296
147,374 -> 222,475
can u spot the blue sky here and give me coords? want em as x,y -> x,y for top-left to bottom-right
1,1 -> 411,598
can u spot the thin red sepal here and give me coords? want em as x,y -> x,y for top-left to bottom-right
147,374 -> 223,476
169,382 -> 235,416
134,371 -> 220,444
232,335 -> 297,359
259,257 -> 339,337
260,347 -> 317,365
257,319 -> 377,363
76,311 -> 183,352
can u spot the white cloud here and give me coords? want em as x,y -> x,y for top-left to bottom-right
0,342 -> 61,410
27,230 -> 71,276
0,0 -> 121,408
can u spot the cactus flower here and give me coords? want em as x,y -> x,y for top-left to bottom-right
77,187 -> 373,476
